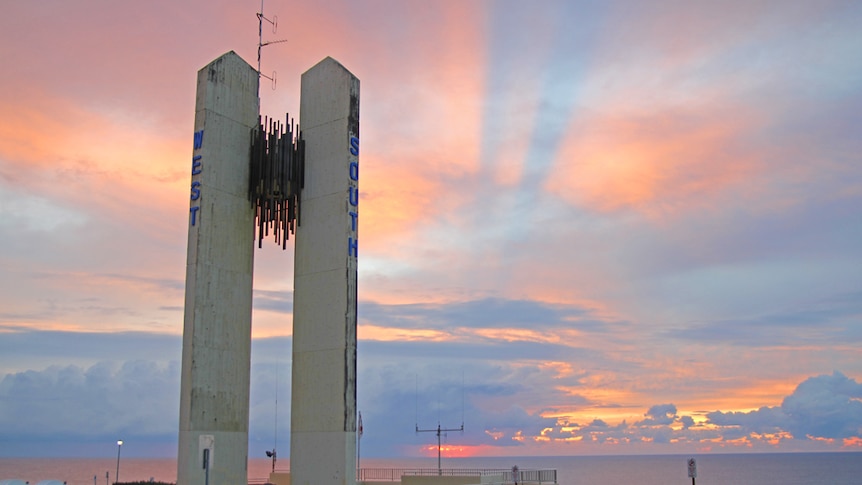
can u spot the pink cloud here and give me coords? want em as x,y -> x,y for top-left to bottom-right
547,103 -> 765,217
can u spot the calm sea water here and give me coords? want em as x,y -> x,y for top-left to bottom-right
1,453 -> 860,485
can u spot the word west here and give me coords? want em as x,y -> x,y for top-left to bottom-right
189,130 -> 204,226
348,135 -> 359,258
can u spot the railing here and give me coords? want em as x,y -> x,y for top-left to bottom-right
247,478 -> 272,485
518,468 -> 557,483
357,467 -> 557,483
250,467 -> 558,484
482,469 -> 558,484
360,467 -> 495,480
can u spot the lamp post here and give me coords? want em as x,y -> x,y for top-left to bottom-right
115,440 -> 123,484
266,449 -> 277,472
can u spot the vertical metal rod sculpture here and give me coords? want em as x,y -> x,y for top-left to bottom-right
249,114 -> 305,248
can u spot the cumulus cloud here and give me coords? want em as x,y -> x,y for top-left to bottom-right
640,404 -> 678,426
472,373 -> 862,451
707,372 -> 862,442
0,360 -> 180,441
0,327 -> 860,457
782,372 -> 862,440
706,406 -> 790,434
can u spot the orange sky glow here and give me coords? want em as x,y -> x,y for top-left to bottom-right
1,0 -> 860,459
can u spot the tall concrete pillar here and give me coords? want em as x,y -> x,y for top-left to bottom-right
291,57 -> 360,485
177,51 -> 259,485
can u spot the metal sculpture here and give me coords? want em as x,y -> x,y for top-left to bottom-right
249,115 -> 305,249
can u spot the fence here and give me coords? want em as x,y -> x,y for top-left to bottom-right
358,467 -> 557,483
249,467 -> 558,484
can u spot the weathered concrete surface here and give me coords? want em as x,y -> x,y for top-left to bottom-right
291,56 -> 360,485
177,51 -> 258,485
268,472 -> 290,485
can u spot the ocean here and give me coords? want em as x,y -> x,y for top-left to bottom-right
1,452 -> 861,485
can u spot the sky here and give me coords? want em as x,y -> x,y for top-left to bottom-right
1,0 -> 861,460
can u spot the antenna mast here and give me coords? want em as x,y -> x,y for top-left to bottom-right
256,0 -> 288,94
415,377 -> 465,477
416,422 -> 464,476
265,362 -> 278,472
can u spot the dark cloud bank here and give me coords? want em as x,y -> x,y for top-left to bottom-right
1,328 -> 861,457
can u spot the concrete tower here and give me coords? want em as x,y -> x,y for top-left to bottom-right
177,51 -> 259,485
178,51 -> 360,485
290,57 -> 360,485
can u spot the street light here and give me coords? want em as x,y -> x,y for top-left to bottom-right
115,440 -> 123,484
266,449 -> 277,472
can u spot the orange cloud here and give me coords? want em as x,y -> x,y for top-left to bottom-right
415,443 -> 507,459
806,435 -> 835,445
360,324 -> 452,342
548,105 -> 763,217
538,361 -> 577,379
472,327 -> 566,345
685,376 -> 799,414
724,436 -> 754,448
842,437 -> 862,449
0,88 -> 189,229
338,3 -> 485,235
359,158 -> 456,248
550,379 -> 644,426
750,431 -> 793,446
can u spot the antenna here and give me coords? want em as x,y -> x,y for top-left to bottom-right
256,0 -> 288,93
416,422 -> 464,476
265,361 -> 278,472
415,374 -> 419,427
415,377 -> 465,477
357,410 -> 363,476
461,370 -> 465,426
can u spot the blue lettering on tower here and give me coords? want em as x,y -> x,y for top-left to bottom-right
190,130 -> 204,226
348,211 -> 358,231
349,137 -> 359,156
347,135 -> 359,258
189,206 -> 200,226
348,237 -> 358,258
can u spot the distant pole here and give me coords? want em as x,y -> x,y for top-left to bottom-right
357,411 -> 363,475
414,378 -> 466,476
115,440 -> 123,484
436,425 -> 441,474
